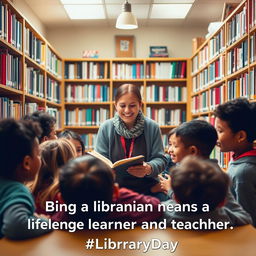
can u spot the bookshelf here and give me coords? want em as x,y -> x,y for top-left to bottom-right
0,0 -> 190,151
0,0 -> 62,129
190,0 -> 256,168
64,58 -> 190,150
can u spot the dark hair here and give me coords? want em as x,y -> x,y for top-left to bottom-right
59,155 -> 114,222
115,84 -> 142,103
0,119 -> 41,179
214,97 -> 256,143
171,156 -> 229,211
174,120 -> 217,157
23,111 -> 56,142
58,130 -> 85,154
167,128 -> 176,140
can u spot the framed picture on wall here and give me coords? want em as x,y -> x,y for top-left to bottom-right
115,35 -> 135,57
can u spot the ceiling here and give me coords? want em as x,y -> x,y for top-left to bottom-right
23,0 -> 242,29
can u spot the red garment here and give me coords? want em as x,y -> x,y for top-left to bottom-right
232,149 -> 256,161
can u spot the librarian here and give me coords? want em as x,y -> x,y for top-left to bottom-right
95,84 -> 167,198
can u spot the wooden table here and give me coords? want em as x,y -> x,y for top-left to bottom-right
1,225 -> 256,256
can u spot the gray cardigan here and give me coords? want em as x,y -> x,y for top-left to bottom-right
228,155 -> 256,227
95,117 -> 167,178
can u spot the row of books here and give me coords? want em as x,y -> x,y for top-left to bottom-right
192,68 -> 209,92
209,28 -> 225,60
46,77 -> 61,103
65,84 -> 109,102
80,133 -> 97,151
249,0 -> 256,28
0,1 -> 22,51
227,73 -> 249,100
65,62 -> 107,80
65,108 -> 110,126
146,107 -> 186,126
192,84 -> 225,113
46,46 -> 62,79
24,27 -> 45,65
227,40 -> 248,75
25,65 -> 44,98
146,85 -> 187,102
145,61 -> 186,79
46,107 -> 61,129
208,56 -> 225,83
192,45 -> 208,74
112,63 -> 144,79
0,48 -> 21,89
0,97 -> 22,119
249,32 -> 256,63
226,5 -> 247,46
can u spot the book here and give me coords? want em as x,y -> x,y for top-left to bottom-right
88,150 -> 144,172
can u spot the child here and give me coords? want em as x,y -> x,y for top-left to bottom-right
162,156 -> 250,228
52,154 -> 162,225
58,130 -> 85,157
151,129 -> 176,195
0,119 -> 51,239
214,97 -> 256,226
164,119 -> 252,225
31,139 -> 76,215
23,111 -> 57,143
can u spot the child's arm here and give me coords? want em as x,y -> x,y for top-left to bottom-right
1,203 -> 52,240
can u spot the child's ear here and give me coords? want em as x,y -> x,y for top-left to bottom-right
22,155 -> 32,171
236,130 -> 247,143
189,145 -> 199,155
112,183 -> 119,201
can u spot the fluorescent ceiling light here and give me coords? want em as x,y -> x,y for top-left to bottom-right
64,5 -> 105,19
60,0 -> 102,4
151,4 -> 192,19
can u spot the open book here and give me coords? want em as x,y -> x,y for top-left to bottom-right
88,151 -> 144,172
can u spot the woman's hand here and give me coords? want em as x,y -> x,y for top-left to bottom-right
127,162 -> 152,177
159,174 -> 171,194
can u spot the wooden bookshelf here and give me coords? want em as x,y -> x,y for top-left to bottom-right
0,0 -> 63,128
63,57 -> 190,150
0,0 -> 190,151
189,0 -> 256,168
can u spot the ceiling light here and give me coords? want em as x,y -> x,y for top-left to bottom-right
151,4 -> 192,19
116,0 -> 138,30
64,5 -> 105,19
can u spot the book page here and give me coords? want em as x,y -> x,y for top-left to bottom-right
88,151 -> 113,168
112,155 -> 144,168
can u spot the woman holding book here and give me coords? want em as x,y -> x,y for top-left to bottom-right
95,84 -> 167,196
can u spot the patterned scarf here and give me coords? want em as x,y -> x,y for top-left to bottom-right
113,110 -> 145,139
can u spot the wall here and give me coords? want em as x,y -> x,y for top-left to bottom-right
46,25 -> 207,59
12,0 -> 46,37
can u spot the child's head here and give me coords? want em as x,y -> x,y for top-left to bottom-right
169,120 -> 217,163
31,138 -> 76,208
171,156 -> 229,211
58,130 -> 85,157
59,154 -> 114,222
23,111 -> 57,143
214,98 -> 256,153
0,119 -> 42,182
